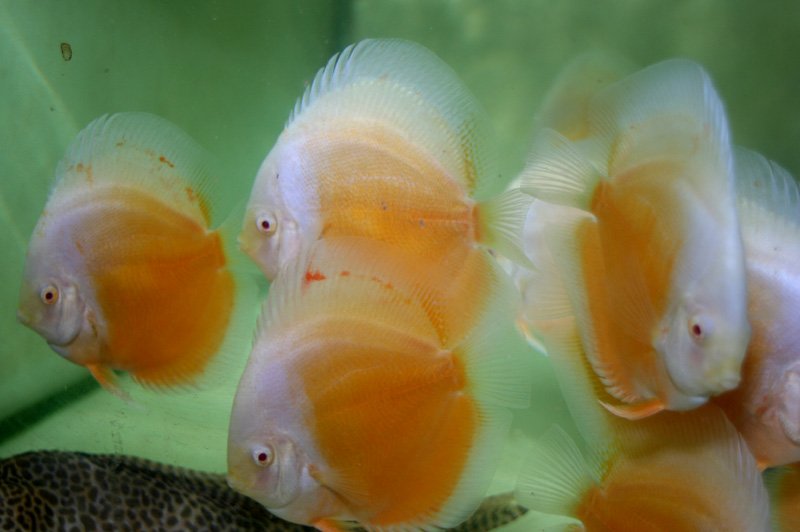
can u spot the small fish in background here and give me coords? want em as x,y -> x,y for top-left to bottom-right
17,112 -> 256,396
519,57 -> 750,419
713,148 -> 800,469
765,463 -> 800,531
239,38 -> 531,281
227,237 -> 534,531
514,406 -> 770,532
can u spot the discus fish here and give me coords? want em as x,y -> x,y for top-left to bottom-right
520,58 -> 749,418
227,238 -> 533,531
515,406 -> 770,532
713,148 -> 800,468
17,113 -> 253,395
240,39 -> 530,281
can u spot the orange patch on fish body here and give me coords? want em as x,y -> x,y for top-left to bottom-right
78,186 -> 234,386
308,124 -> 475,262
576,459 -> 721,532
581,172 -> 681,404
292,317 -> 477,526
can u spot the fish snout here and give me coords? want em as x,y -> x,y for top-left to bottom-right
706,362 -> 742,394
16,307 -> 31,327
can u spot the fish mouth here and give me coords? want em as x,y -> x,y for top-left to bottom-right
48,342 -> 72,358
17,307 -> 78,352
16,308 -> 31,327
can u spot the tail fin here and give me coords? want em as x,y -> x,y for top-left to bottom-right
431,254 -> 537,529
477,187 -> 534,268
514,425 -> 599,522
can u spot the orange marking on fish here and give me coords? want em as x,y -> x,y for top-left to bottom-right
339,270 -> 350,277
84,187 -> 234,387
309,125 -> 473,264
305,270 -> 326,285
580,175 -> 681,404
296,328 -> 477,526
159,155 -> 175,168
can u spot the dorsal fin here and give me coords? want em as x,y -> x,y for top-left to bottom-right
52,113 -> 226,227
514,425 -> 603,519
518,128 -> 603,210
588,59 -> 733,189
286,39 -> 497,198
735,147 -> 800,233
536,51 -> 635,140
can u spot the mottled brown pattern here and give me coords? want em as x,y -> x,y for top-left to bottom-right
0,451 -> 307,531
0,451 -> 525,531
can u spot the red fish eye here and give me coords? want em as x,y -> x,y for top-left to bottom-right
256,214 -> 276,235
692,323 -> 702,336
252,446 -> 274,467
40,285 -> 59,305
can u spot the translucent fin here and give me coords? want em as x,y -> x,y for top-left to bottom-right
458,261 -> 535,411
628,405 -> 769,527
514,425 -> 601,519
52,112 -> 227,227
735,147 -> 800,232
588,59 -> 733,190
427,261 -> 534,529
423,407 -> 514,530
287,39 -> 497,198
600,397 -> 665,420
519,128 -> 603,210
185,204 -> 264,391
477,187 -> 534,268
536,51 -> 636,140
87,364 -> 132,402
534,199 -> 644,406
311,518 -> 357,532
519,200 -> 580,324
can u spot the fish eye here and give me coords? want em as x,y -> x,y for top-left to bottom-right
688,316 -> 712,343
256,212 -> 277,235
252,445 -> 274,467
40,285 -> 59,305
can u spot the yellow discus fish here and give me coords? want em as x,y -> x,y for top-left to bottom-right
520,58 -> 750,418
508,234 -> 768,531
227,238 -> 533,531
240,39 -> 531,281
17,113 -> 252,395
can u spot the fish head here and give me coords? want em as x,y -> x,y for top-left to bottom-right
656,288 -> 749,399
239,200 -> 293,281
227,429 -> 308,509
17,225 -> 100,364
227,347 -> 315,511
239,149 -> 304,281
